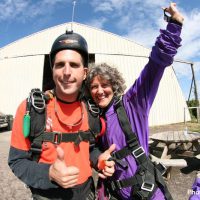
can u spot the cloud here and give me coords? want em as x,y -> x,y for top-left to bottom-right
89,0 -> 200,99
178,10 -> 200,60
85,17 -> 107,29
90,0 -> 200,61
0,0 -> 69,22
0,0 -> 29,20
91,0 -> 136,13
89,0 -> 169,45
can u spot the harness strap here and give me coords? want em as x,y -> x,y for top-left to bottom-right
111,145 -> 146,164
30,131 -> 95,161
108,162 -> 170,200
111,97 -> 173,200
42,131 -> 93,145
154,167 -> 172,200
108,164 -> 158,199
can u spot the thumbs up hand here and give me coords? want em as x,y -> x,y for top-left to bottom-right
49,146 -> 80,188
97,144 -> 116,179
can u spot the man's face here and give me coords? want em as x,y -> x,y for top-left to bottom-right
53,49 -> 87,102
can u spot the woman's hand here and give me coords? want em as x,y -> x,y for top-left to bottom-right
97,144 -> 116,179
163,2 -> 184,24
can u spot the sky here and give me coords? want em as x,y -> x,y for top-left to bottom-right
0,0 -> 200,101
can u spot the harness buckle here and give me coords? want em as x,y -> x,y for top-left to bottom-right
156,162 -> 167,175
141,182 -> 154,192
53,132 -> 62,144
132,146 -> 145,158
31,89 -> 45,110
87,100 -> 100,114
74,132 -> 83,146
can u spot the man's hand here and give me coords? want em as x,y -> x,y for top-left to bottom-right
97,144 -> 116,179
49,146 -> 79,188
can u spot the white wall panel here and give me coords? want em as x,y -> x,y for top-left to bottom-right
0,56 -> 44,116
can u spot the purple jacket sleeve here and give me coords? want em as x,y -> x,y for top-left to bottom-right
126,22 -> 182,115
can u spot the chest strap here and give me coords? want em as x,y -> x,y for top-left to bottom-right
30,130 -> 95,161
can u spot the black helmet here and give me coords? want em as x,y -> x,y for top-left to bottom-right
50,30 -> 88,67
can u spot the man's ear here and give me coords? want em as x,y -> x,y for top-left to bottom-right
83,68 -> 88,80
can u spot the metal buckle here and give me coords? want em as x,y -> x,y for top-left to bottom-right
141,182 -> 154,192
157,162 -> 167,175
87,99 -> 100,114
31,90 -> 45,110
114,96 -> 122,106
132,146 -> 145,158
53,132 -> 62,144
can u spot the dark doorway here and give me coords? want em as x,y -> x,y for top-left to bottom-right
42,55 -> 54,91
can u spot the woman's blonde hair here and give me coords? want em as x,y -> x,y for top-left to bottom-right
86,63 -> 126,96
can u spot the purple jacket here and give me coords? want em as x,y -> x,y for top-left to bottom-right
189,178 -> 200,200
101,22 -> 182,199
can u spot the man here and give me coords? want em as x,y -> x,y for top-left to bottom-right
8,31 -> 115,200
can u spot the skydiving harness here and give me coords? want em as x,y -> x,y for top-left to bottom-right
105,97 -> 173,200
23,88 -> 105,162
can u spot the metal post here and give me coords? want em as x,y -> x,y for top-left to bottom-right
71,1 -> 76,31
191,63 -> 199,106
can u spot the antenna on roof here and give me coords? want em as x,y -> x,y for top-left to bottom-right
71,0 -> 76,31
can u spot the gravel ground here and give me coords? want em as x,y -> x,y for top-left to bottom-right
0,129 -> 197,200
0,131 -> 32,200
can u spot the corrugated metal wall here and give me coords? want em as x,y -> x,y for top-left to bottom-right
149,67 -> 190,126
0,22 -> 190,125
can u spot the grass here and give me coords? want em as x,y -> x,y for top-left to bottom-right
149,121 -> 200,135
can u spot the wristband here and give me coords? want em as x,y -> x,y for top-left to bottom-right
164,8 -> 182,26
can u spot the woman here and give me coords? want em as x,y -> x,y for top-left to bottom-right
86,3 -> 184,200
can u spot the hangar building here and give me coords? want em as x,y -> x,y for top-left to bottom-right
0,22 -> 190,126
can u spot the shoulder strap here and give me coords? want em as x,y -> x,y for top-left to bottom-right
84,98 -> 105,144
113,97 -> 146,164
28,88 -> 48,139
24,88 -> 50,161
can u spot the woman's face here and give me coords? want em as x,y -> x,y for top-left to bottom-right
90,76 -> 114,108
